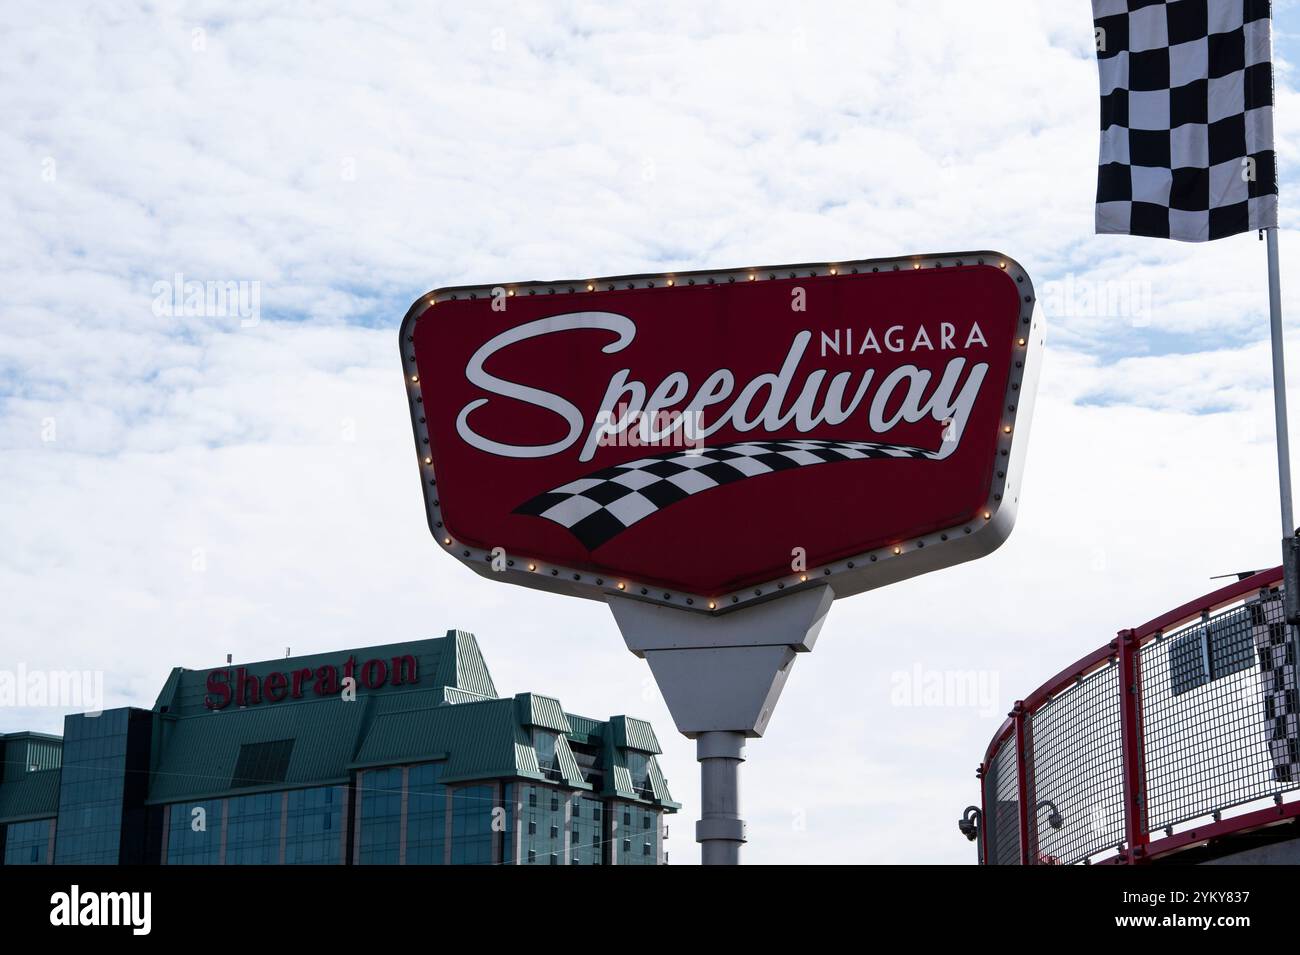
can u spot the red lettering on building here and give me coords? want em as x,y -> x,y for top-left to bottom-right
204,670 -> 231,710
202,655 -> 418,710
235,667 -> 261,707
265,671 -> 288,702
360,658 -> 387,689
391,655 -> 418,686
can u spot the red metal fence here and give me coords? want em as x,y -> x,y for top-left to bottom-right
979,566 -> 1300,864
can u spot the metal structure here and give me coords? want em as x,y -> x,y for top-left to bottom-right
975,566 -> 1300,864
608,584 -> 833,863
1263,228 -> 1300,623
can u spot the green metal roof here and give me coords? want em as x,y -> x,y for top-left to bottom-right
647,759 -> 676,807
515,693 -> 571,733
1,732 -> 62,781
354,694 -> 506,775
566,714 -> 677,807
437,687 -> 494,705
147,694 -> 370,804
564,713 -> 604,745
610,760 -> 637,800
0,768 -> 60,824
611,716 -> 662,754
433,630 -> 497,699
553,734 -> 590,790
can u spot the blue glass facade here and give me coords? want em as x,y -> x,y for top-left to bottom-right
520,782 -> 565,865
615,801 -> 660,865
285,786 -> 342,864
357,767 -> 403,865
163,787 -> 345,865
3,818 -> 52,865
145,777 -> 657,865
571,795 -> 603,865
405,763 -> 446,864
450,785 -> 495,864
500,782 -> 513,865
225,792 -> 280,864
165,801 -> 221,865
52,710 -> 130,864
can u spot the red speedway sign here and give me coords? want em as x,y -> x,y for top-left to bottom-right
400,252 -> 1042,613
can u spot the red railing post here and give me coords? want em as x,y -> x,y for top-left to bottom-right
1116,628 -> 1149,863
1013,701 -> 1031,865
976,762 -> 989,865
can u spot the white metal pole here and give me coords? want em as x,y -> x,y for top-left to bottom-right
697,732 -> 746,865
1267,228 -> 1294,534
1264,227 -> 1300,620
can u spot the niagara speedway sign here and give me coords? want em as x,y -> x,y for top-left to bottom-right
400,252 -> 1042,613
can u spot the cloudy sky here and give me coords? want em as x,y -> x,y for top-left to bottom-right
2,0 -> 1299,864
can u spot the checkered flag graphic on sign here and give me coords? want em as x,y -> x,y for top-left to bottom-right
1249,590 -> 1300,783
515,439 -> 941,551
1092,0 -> 1278,241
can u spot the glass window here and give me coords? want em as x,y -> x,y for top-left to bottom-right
533,729 -> 560,779
449,785 -> 494,864
53,709 -> 130,864
230,739 -> 294,789
500,783 -> 514,866
518,784 -> 565,866
357,768 -> 403,865
166,802 -> 221,865
616,806 -> 659,865
405,763 -> 446,865
626,751 -> 652,796
225,792 -> 281,864
570,795 -> 604,866
3,819 -> 52,865
285,786 -> 343,865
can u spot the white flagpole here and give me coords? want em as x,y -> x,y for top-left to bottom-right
1264,226 -> 1300,619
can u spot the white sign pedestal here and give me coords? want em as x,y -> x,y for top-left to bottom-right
607,587 -> 835,864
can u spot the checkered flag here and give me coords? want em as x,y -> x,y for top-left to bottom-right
1092,0 -> 1278,241
516,439 -> 940,551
